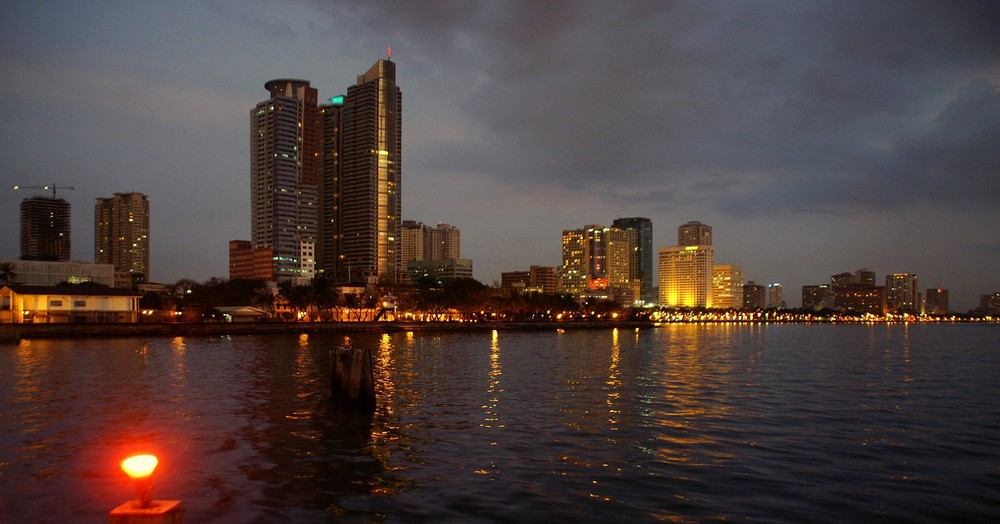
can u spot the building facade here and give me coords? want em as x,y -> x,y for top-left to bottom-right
802,284 -> 835,311
0,259 -> 115,287
711,264 -> 744,309
251,79 -> 319,283
1,284 -> 141,324
659,245 -> 714,308
229,241 -> 274,281
678,220 -> 712,247
886,273 -> 919,313
338,59 -> 402,283
20,196 -> 71,261
925,288 -> 949,314
743,281 -> 767,310
95,192 -> 150,286
612,217 -> 654,304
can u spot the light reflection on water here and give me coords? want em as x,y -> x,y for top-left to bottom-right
1,324 -> 999,523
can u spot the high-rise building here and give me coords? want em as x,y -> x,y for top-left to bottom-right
659,221 -> 714,308
925,288 -> 949,315
743,281 -> 767,310
659,245 -> 714,308
886,273 -> 919,313
711,264 -> 744,309
229,240 -> 273,281
429,223 -> 460,261
802,284 -> 835,311
20,196 -> 71,261
560,225 -> 637,303
767,282 -> 784,309
251,79 -> 319,283
338,59 -> 402,284
613,217 -> 654,304
678,220 -> 712,247
95,192 -> 150,285
400,220 -> 426,265
317,97 -> 343,276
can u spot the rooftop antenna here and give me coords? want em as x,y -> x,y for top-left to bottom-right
388,47 -> 392,60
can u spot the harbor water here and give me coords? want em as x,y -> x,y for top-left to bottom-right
1,324 -> 998,522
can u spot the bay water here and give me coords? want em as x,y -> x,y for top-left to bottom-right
1,323 -> 998,522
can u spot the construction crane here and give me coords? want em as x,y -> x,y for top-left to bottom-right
11,184 -> 75,198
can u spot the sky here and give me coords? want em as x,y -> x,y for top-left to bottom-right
1,0 -> 998,311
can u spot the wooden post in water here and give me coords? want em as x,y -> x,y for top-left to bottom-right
330,345 -> 376,410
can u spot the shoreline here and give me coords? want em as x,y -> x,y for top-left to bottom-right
2,318 -> 993,341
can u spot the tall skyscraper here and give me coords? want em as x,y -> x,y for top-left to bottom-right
659,221 -> 714,308
613,217 -> 654,304
338,59 -> 402,283
20,196 -> 71,262
251,79 -> 319,282
95,192 -> 150,285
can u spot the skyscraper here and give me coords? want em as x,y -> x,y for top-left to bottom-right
251,79 -> 319,283
711,264 -> 744,309
659,221 -> 714,308
338,59 -> 402,283
20,196 -> 71,261
886,273 -> 919,313
560,224 -> 638,303
613,217 -> 654,304
95,192 -> 150,285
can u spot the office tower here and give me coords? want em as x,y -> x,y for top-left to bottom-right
925,288 -> 949,315
743,281 -> 767,310
95,192 -> 150,285
678,220 -> 712,247
886,273 -> 919,313
251,79 -> 319,282
338,59 -> 402,283
20,196 -> 71,261
560,228 -> 587,296
712,264 -> 744,309
613,217 -> 654,304
767,282 -> 783,309
658,245 -> 714,308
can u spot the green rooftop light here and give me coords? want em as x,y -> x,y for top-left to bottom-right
329,95 -> 344,106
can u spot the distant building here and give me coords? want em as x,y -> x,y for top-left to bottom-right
20,196 -> 71,261
743,281 -> 767,310
408,259 -> 473,282
979,292 -> 1000,315
659,221 -> 715,308
802,284 -> 835,311
833,285 -> 887,316
711,264 -> 744,309
677,220 -> 712,247
925,288 -> 949,314
767,283 -> 784,309
531,265 -> 559,295
659,245 -> 714,308
561,225 -> 638,303
500,270 -> 530,291
229,240 -> 274,281
403,221 -> 461,264
612,217 -> 654,304
855,268 -> 876,286
0,259 -> 115,287
95,192 -> 150,286
886,273 -> 919,313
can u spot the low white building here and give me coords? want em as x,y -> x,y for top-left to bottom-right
1,284 -> 141,324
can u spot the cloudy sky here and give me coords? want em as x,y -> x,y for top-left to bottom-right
2,1 -> 998,310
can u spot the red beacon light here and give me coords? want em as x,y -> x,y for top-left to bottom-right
110,454 -> 185,523
121,454 -> 158,508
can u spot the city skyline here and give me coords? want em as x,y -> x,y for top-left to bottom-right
1,2 -> 998,310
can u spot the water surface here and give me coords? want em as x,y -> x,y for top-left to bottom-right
1,324 -> 998,522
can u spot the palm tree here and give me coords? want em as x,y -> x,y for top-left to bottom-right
0,262 -> 16,285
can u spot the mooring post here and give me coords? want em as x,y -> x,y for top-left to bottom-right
330,345 -> 376,409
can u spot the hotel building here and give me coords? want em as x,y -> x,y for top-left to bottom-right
658,221 -> 714,308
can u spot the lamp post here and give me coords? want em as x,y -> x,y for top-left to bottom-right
109,454 -> 184,523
